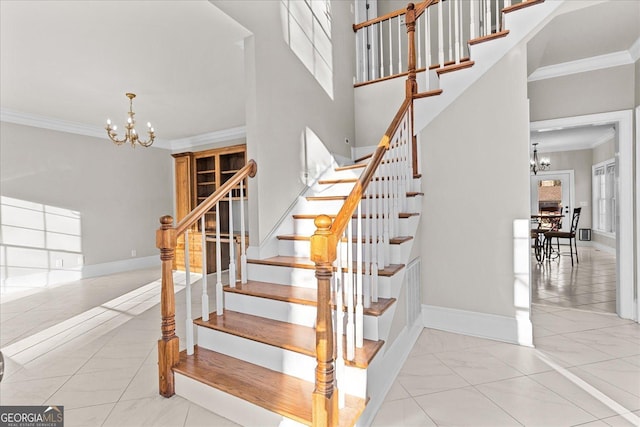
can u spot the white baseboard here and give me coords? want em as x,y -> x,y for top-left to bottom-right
422,304 -> 533,346
81,255 -> 159,279
356,319 -> 423,427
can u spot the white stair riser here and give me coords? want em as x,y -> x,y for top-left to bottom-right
291,216 -> 416,236
196,326 -> 368,398
224,291 -> 389,341
175,373 -> 306,427
247,263 -> 398,298
277,238 -> 412,265
305,195 -> 421,216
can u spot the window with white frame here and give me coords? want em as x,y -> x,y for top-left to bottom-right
592,159 -> 616,234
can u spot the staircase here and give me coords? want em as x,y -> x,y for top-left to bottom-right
155,1 -> 553,426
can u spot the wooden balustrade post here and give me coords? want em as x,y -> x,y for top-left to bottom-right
157,215 -> 179,398
405,3 -> 419,177
310,215 -> 339,427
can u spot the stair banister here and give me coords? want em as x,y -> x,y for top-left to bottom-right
156,159 -> 257,398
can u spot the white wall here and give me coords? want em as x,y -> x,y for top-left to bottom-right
1,123 -> 173,276
419,47 -> 531,327
211,0 -> 356,245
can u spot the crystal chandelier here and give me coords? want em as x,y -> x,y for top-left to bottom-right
530,142 -> 550,175
105,93 -> 155,147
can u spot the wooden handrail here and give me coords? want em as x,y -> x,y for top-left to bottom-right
157,159 -> 257,399
330,97 -> 411,242
352,0 -> 439,31
175,160 -> 257,236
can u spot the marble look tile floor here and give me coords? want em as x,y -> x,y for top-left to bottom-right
1,262 -> 638,426
532,246 -> 617,313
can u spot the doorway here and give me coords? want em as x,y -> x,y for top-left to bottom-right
530,110 -> 634,321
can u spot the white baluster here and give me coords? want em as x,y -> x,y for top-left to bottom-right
184,229 -> 194,355
505,0 -> 512,7
361,30 -> 368,82
425,8 -> 432,70
376,169 -> 385,269
228,192 -> 236,288
356,201 -> 364,348
388,18 -> 393,75
215,202 -> 223,315
371,175 -> 379,303
201,217 -> 209,321
448,0 -> 453,62
470,0 -> 476,40
438,0 -> 444,67
454,0 -> 461,64
496,0 -> 500,32
397,16 -> 402,73
383,157 -> 391,266
485,0 -> 492,36
364,187 -> 371,310
346,222 -> 355,361
240,180 -> 248,284
378,22 -> 384,78
335,239 -> 345,408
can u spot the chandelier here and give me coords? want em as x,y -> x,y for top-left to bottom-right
530,142 -> 550,175
105,93 -> 155,147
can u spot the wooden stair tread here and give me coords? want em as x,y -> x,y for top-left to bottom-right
174,346 -> 365,426
306,192 -> 422,201
436,60 -> 475,75
292,212 -> 419,219
224,280 -> 396,316
429,56 -> 471,70
248,256 -> 405,277
277,234 -> 413,245
354,153 -> 373,163
195,310 -> 384,368
468,29 -> 510,45
335,163 -> 367,171
413,89 -> 443,99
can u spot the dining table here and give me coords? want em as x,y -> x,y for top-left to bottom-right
531,214 -> 564,262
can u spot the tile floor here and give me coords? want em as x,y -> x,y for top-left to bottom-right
532,245 -> 617,313
1,256 -> 638,426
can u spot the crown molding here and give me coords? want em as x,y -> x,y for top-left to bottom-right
0,108 -> 244,150
169,126 -> 246,151
528,50 -> 635,82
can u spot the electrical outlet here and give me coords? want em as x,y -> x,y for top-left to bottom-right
77,256 -> 85,266
131,249 -> 137,257
54,259 -> 63,268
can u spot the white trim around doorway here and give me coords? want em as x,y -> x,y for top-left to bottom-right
531,110 -> 635,321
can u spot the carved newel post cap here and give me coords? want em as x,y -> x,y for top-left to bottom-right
160,215 -> 174,226
407,3 -> 415,10
314,214 -> 332,232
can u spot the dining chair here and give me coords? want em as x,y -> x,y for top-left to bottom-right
544,207 -> 582,266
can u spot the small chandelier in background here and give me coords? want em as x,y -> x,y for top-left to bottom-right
105,93 -> 155,147
530,142 -> 550,175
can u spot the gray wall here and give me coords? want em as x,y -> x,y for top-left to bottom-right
211,0 -> 356,245
1,123 -> 173,271
420,47 -> 531,318
636,59 -> 640,107
529,64 -> 636,122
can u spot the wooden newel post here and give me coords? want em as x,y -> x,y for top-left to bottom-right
157,215 -> 179,398
405,3 -> 419,177
310,215 -> 339,427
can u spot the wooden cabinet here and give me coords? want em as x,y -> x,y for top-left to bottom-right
172,144 -> 247,274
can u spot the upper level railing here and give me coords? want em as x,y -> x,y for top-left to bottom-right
354,0 -> 538,86
156,160 -> 257,397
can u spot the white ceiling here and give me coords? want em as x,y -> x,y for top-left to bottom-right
0,0 -> 250,144
1,0 -> 638,150
527,0 -> 639,153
